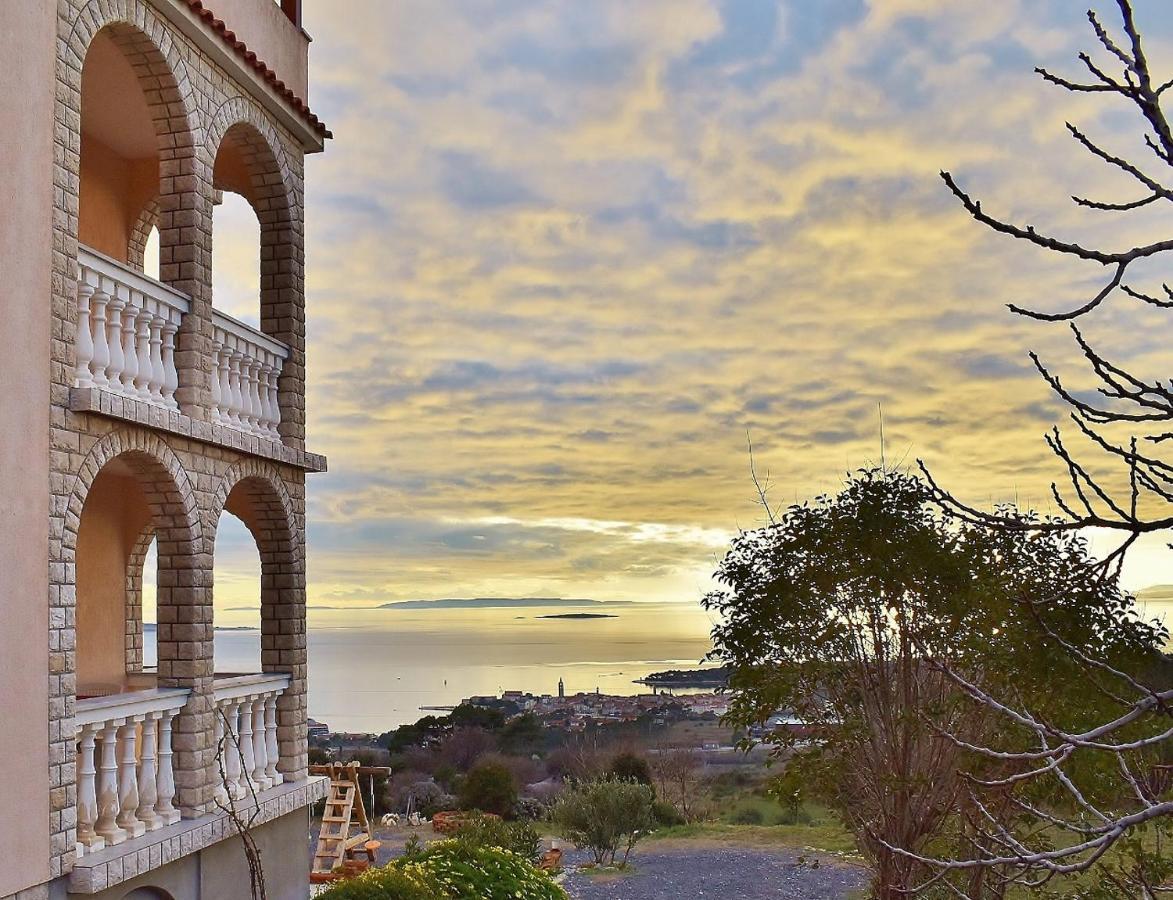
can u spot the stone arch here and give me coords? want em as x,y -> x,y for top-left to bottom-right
208,460 -> 307,779
69,2 -> 203,262
63,0 -> 215,415
206,98 -> 306,447
123,888 -> 175,900
61,429 -> 215,813
126,196 -> 161,273
125,521 -> 156,673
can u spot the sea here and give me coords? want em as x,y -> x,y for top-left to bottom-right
143,596 -> 1173,735
146,600 -> 720,733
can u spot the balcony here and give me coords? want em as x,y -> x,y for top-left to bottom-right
71,674 -> 326,894
70,246 -> 323,470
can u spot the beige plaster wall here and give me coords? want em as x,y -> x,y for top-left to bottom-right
199,807 -> 312,900
79,134 -> 158,263
210,0 -> 310,100
0,2 -> 56,895
53,809 -> 310,899
76,472 -> 152,691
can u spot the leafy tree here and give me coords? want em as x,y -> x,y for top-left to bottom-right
704,469 -> 1165,898
457,761 -> 517,818
550,778 -> 656,867
498,713 -> 544,754
608,751 -> 653,786
449,704 -> 505,731
905,0 -> 1173,891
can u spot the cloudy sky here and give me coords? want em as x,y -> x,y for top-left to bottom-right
203,0 -> 1173,610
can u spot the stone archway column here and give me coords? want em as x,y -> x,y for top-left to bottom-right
155,517 -> 215,816
261,479 -> 308,782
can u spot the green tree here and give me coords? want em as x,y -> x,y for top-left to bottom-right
457,761 -> 517,818
550,778 -> 656,867
704,469 -> 1165,898
607,752 -> 652,786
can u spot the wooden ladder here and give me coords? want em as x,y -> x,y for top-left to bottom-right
311,763 -> 365,881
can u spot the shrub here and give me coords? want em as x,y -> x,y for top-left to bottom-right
512,796 -> 547,821
652,799 -> 685,827
318,841 -> 566,900
458,761 -> 517,817
608,752 -> 653,785
315,867 -> 441,900
406,841 -> 566,900
730,806 -> 764,825
452,813 -> 541,863
550,777 -> 656,867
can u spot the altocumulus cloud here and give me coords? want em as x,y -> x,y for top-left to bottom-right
206,0 -> 1173,609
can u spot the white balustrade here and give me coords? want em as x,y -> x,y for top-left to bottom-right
74,246 -> 187,411
211,311 -> 288,440
211,674 -> 290,800
75,688 -> 189,857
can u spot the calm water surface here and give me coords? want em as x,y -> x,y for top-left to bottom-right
145,598 -> 1172,734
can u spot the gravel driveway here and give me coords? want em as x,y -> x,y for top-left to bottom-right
561,844 -> 867,900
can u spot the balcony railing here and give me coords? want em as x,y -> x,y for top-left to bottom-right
75,688 -> 188,855
75,247 -> 185,410
73,246 -> 289,439
211,311 -> 288,439
211,673 -> 291,802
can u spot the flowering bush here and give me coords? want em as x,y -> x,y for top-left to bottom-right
314,867 -> 440,900
405,841 -> 566,900
317,841 -> 566,900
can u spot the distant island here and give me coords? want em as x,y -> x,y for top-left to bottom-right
636,665 -> 732,688
537,613 -> 618,620
378,597 -> 631,610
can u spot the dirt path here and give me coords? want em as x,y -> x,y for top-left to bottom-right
561,843 -> 867,900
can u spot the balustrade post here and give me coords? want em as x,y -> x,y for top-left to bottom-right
104,289 -> 125,389
259,360 -> 277,437
76,724 -> 105,852
245,359 -> 263,433
221,700 -> 245,800
75,276 -> 95,389
90,278 -> 111,388
264,694 -> 281,785
136,713 -> 161,831
115,719 -> 146,838
120,299 -> 140,395
228,349 -> 245,426
133,305 -> 153,400
251,697 -> 269,789
94,722 -> 126,845
238,697 -> 256,795
161,319 -> 179,410
147,313 -> 165,403
210,339 -> 224,423
155,709 -> 179,825
212,703 -> 230,806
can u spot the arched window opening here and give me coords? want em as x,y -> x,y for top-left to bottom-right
211,191 -> 262,328
144,225 -> 161,281
76,451 -> 196,696
79,30 -> 160,266
213,511 -> 263,674
140,535 -> 158,670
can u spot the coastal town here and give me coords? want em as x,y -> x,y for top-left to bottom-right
309,678 -> 734,751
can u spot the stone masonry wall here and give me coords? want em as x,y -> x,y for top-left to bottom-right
40,0 -> 316,886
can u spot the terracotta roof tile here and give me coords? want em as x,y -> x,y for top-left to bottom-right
183,0 -> 332,140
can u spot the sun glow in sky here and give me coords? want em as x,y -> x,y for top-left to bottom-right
202,0 -> 1173,613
